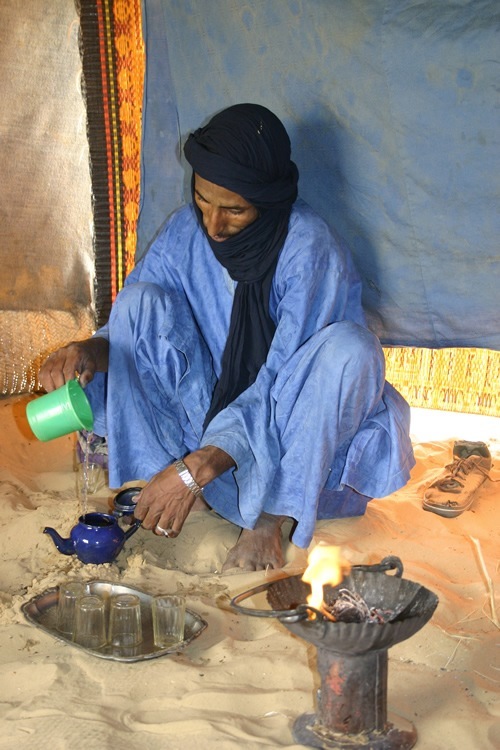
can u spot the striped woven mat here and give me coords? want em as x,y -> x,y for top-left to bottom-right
78,0 -> 144,327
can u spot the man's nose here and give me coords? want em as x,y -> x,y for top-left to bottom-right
204,207 -> 225,237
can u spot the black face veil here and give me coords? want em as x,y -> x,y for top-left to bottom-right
183,103 -> 299,427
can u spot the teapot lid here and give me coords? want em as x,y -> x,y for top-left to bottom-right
113,487 -> 142,514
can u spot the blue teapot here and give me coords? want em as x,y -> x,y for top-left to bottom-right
44,512 -> 141,565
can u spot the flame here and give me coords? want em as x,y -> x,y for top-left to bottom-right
302,543 -> 351,613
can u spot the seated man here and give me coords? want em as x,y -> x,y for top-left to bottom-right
39,103 -> 415,572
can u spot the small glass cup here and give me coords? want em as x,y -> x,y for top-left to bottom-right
108,594 -> 143,649
78,459 -> 105,495
57,581 -> 86,636
72,594 -> 107,649
152,595 -> 186,648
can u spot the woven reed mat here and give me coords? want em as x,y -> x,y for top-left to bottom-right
0,310 -> 94,396
384,346 -> 499,417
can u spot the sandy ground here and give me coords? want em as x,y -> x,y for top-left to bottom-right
0,395 -> 499,750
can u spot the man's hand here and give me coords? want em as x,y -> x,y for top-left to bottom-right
133,463 -> 197,537
134,447 -> 235,538
39,337 -> 109,392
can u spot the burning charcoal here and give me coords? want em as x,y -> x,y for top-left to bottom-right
324,589 -> 371,622
323,589 -> 396,624
368,607 -> 394,624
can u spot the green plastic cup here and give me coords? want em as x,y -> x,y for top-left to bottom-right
26,380 -> 94,441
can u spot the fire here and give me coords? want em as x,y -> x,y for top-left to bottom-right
302,544 -> 351,614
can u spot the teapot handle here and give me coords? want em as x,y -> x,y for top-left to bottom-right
124,518 -> 142,540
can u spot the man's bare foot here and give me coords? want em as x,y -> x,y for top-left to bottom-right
222,513 -> 288,572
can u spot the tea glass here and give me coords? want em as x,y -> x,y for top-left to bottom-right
78,458 -> 105,495
57,581 -> 86,636
152,595 -> 186,648
108,594 -> 143,649
72,594 -> 107,649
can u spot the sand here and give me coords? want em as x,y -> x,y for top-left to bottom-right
0,395 -> 499,750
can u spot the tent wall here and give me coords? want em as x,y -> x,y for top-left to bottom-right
139,0 -> 500,351
0,0 -> 94,393
1,0 -> 498,417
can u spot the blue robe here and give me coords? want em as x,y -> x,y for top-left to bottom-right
86,199 -> 415,548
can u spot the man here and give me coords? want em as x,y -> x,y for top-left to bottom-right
39,103 -> 415,572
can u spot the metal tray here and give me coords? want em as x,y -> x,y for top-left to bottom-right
21,579 -> 208,662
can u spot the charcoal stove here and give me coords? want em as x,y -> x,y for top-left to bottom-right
231,556 -> 438,749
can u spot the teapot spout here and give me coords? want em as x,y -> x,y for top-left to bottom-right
43,527 -> 75,556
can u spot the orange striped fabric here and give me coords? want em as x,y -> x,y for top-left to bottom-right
78,0 -> 144,326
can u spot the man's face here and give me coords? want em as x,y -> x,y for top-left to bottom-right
194,174 -> 259,242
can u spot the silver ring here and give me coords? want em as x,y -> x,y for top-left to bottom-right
156,525 -> 174,537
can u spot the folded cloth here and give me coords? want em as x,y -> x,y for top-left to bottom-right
422,440 -> 491,518
76,430 -> 109,470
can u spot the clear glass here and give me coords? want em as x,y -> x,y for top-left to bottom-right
72,594 -> 107,649
78,458 -> 105,495
57,581 -> 86,635
108,594 -> 143,649
152,595 -> 186,648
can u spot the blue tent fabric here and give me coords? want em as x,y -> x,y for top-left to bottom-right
136,0 -> 185,254
137,0 -> 500,350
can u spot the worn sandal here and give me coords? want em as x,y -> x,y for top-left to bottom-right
422,440 -> 491,518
